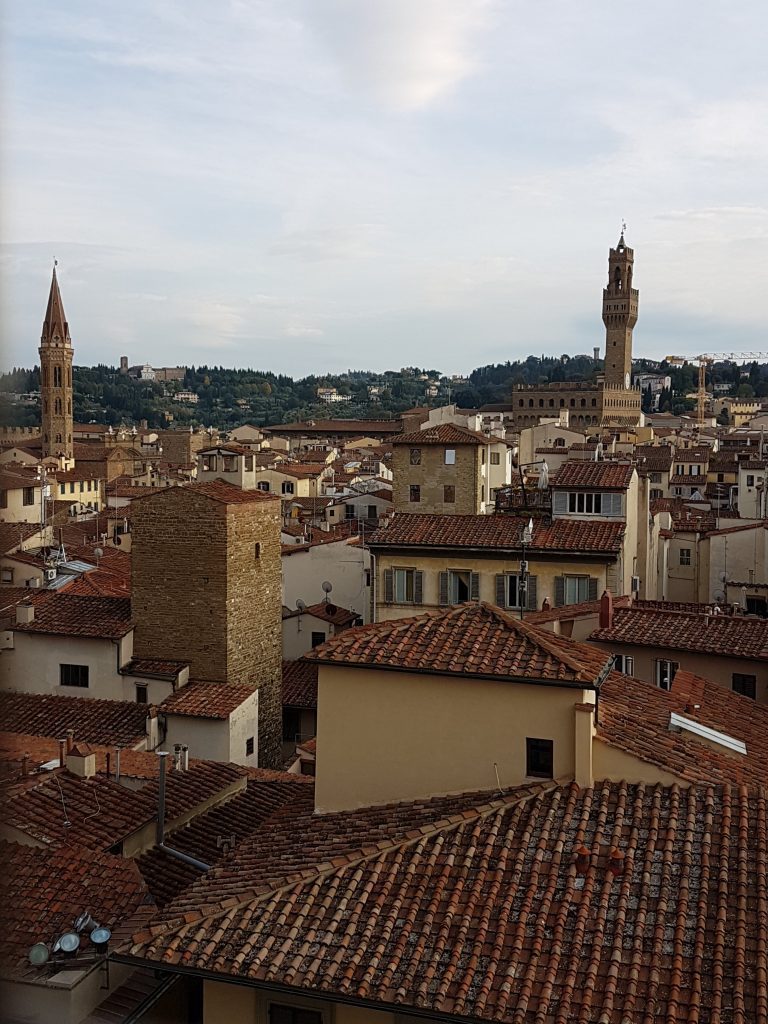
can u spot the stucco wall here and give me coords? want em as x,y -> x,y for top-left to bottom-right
315,664 -> 592,812
0,631 -> 136,700
282,539 -> 371,623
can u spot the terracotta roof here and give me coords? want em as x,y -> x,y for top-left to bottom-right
599,670 -> 768,788
283,601 -> 359,627
304,603 -> 612,685
271,419 -> 402,435
138,761 -> 248,825
634,444 -> 674,471
391,422 -> 490,446
62,549 -> 132,597
12,592 -> 133,638
0,521 -> 42,554
369,513 -> 625,554
1,840 -> 150,980
589,606 -> 768,659
0,465 -> 41,490
525,594 -> 632,625
121,657 -> 188,680
669,473 -> 707,486
0,691 -> 148,747
136,779 -> 312,907
133,479 -> 278,505
552,460 -> 635,490
282,659 -> 319,708
160,681 -> 257,719
125,781 -> 768,1023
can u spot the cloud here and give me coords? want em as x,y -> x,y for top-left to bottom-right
284,325 -> 324,337
300,0 -> 495,110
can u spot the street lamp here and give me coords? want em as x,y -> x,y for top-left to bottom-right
519,517 -> 534,620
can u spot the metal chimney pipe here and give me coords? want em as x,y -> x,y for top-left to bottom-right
58,738 -> 67,766
181,745 -> 189,771
156,751 -> 169,846
173,743 -> 182,772
115,747 -> 121,784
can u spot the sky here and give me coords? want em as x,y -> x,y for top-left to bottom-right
2,1 -> 767,376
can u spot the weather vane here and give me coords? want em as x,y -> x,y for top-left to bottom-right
621,220 -> 627,235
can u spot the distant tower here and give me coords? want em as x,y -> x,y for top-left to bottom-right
602,231 -> 638,389
39,266 -> 74,458
593,346 -> 600,363
120,355 -> 129,374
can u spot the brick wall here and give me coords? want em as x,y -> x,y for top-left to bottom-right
393,444 -> 481,515
131,487 -> 283,767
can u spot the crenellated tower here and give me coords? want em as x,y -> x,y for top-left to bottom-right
39,266 -> 74,458
602,232 -> 638,390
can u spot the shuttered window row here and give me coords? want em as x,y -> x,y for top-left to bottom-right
552,490 -> 623,517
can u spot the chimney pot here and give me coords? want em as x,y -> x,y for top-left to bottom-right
66,729 -> 75,753
608,847 -> 625,876
21,753 -> 30,777
575,845 -> 591,873
599,589 -> 614,630
15,602 -> 35,625
58,738 -> 66,765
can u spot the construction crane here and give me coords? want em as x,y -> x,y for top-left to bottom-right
664,352 -> 768,425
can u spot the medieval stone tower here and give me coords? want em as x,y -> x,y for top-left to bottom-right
131,481 -> 284,768
602,232 -> 638,389
39,266 -> 74,458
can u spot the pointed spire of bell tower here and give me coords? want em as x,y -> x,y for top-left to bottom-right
41,263 -> 71,347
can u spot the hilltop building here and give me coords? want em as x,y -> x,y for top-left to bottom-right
511,233 -> 643,429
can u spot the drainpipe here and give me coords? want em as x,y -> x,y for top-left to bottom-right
154,751 -> 211,871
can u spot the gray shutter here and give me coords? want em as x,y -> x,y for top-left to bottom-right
605,493 -> 622,517
527,575 -> 538,610
414,571 -> 424,605
606,564 -> 619,593
439,571 -> 450,606
588,577 -> 599,602
495,573 -> 507,608
383,568 -> 394,603
552,491 -> 568,515
470,572 -> 480,601
554,576 -> 565,607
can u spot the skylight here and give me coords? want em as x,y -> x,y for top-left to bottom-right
669,712 -> 746,755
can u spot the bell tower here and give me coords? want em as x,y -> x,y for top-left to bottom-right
602,231 -> 638,389
39,265 -> 74,459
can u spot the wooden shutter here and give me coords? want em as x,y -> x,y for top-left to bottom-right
604,493 -> 622,517
470,572 -> 480,601
554,576 -> 565,607
588,577 -> 599,601
413,571 -> 424,605
495,573 -> 507,608
552,491 -> 568,515
527,575 -> 538,610
383,568 -> 394,603
606,563 -> 619,593
438,571 -> 450,606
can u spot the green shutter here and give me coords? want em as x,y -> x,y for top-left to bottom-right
495,574 -> 507,608
383,569 -> 394,603
438,571 -> 450,606
554,576 -> 565,607
588,577 -> 599,602
527,575 -> 538,611
470,572 -> 480,601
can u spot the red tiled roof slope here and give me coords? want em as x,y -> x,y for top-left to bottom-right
0,691 -> 148,747
589,606 -> 768,659
13,593 -> 133,638
128,781 -> 768,1023
160,681 -> 256,719
282,659 -> 319,708
369,513 -> 624,553
304,603 -> 612,684
391,422 -> 491,446
552,460 -> 634,490
283,601 -> 359,627
1,840 -> 150,980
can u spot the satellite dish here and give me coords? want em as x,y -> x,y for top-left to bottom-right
28,943 -> 49,966
93,547 -> 103,561
296,599 -> 307,612
321,581 -> 333,593
90,927 -> 112,954
713,590 -> 726,604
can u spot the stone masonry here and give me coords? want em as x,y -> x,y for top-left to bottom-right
131,482 -> 283,767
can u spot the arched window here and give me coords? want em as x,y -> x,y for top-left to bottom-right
549,399 -> 554,408
519,399 -> 524,408
614,266 -> 622,292
55,398 -> 62,414
55,433 -> 62,443
559,399 -> 565,408
67,400 -> 71,414
580,398 -> 586,408
591,398 -> 597,407
570,398 -> 575,408
528,399 -> 534,408
539,399 -> 544,408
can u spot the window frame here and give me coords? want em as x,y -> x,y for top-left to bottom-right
564,575 -> 590,605
135,684 -> 148,704
246,736 -> 255,757
60,663 -> 89,688
732,673 -> 756,700
679,548 -> 691,567
394,567 -> 416,604
526,737 -> 554,779
22,487 -> 35,506
310,631 -> 326,649
444,448 -> 456,465
409,484 -> 421,503
409,448 -> 421,465
443,484 -> 456,503
655,658 -> 678,691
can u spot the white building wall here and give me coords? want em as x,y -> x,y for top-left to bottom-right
282,540 -> 371,623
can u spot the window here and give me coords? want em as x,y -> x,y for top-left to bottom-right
612,654 -> 635,674
444,484 -> 455,503
222,455 -> 237,472
746,475 -> 755,487
135,684 -> 148,704
732,673 -> 756,700
244,454 -> 254,471
202,454 -> 217,472
649,472 -> 661,483
79,481 -> 84,493
568,492 -> 603,514
311,631 -> 326,648
444,449 -> 456,465
22,487 -> 35,506
496,573 -> 520,608
388,567 -> 422,604
1,568 -> 13,583
59,483 -> 65,496
246,736 -> 255,756
655,659 -> 678,691
650,488 -> 663,500
53,366 -> 62,387
409,484 -> 421,503
565,575 -> 590,605
269,1005 -> 322,1024
283,708 -> 301,743
439,569 -> 479,605
281,481 -> 295,495
717,473 -> 724,483
526,738 -> 553,779
409,448 -> 421,465
254,543 -> 261,559
367,504 -> 377,519
257,481 -> 270,491
490,451 -> 501,465
60,664 -> 89,688
345,504 -> 356,520
679,548 -> 691,566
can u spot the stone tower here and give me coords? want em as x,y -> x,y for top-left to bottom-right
131,481 -> 284,768
602,232 -> 638,390
39,266 -> 74,458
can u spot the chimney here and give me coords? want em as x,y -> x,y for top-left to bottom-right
574,702 -> 595,789
15,602 -> 34,625
156,751 -> 170,846
21,753 -> 30,777
541,596 -> 551,612
146,706 -> 159,749
66,729 -> 75,754
574,844 -> 591,874
66,744 -> 97,778
58,738 -> 66,766
599,589 -> 613,629
181,745 -> 189,771
115,747 -> 122,783
173,743 -> 183,772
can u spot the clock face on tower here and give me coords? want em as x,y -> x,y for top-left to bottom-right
625,372 -> 630,389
